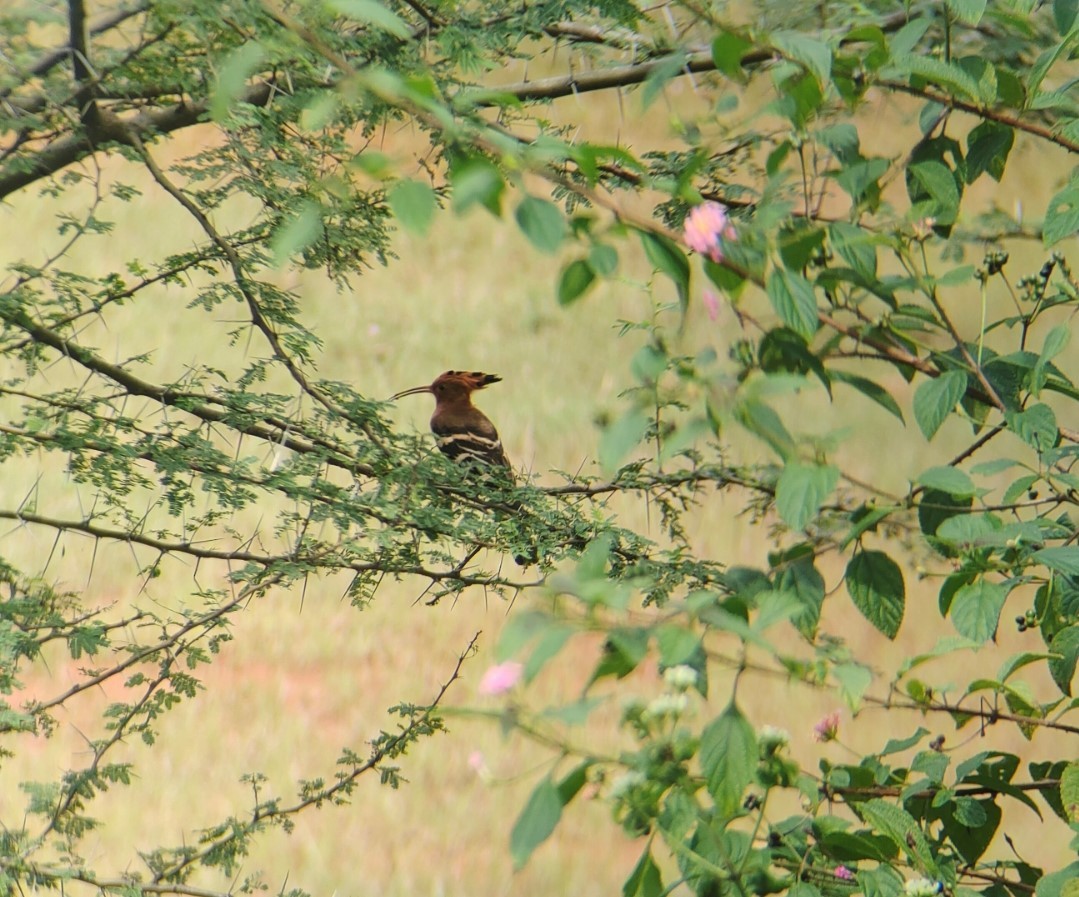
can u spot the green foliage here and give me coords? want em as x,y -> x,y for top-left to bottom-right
2,1 -> 1079,896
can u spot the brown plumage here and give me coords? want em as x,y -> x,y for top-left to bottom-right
391,370 -> 511,470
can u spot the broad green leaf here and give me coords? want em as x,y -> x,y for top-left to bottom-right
880,728 -> 930,755
833,662 -> 872,709
776,556 -> 825,639
892,54 -> 984,102
588,243 -> 619,276
946,0 -> 987,25
949,580 -> 1010,643
1048,626 -> 1079,695
211,42 -> 266,122
1034,546 -> 1079,576
1032,323 -> 1071,395
767,269 -> 819,339
909,159 -> 961,223
700,701 -> 757,815
1032,863 -> 1079,897
639,231 -> 690,309
819,829 -> 898,863
915,465 -> 976,498
734,397 -> 796,460
557,259 -> 596,305
641,52 -> 688,110
775,462 -> 839,531
711,30 -> 752,79
1062,762 -> 1079,822
387,179 -> 436,235
859,799 -> 940,876
599,410 -> 651,474
998,650 -> 1057,683
450,157 -> 504,214
829,221 -> 878,279
523,622 -> 575,683
913,370 -> 967,440
771,31 -> 832,86
1043,184 -> 1079,247
270,201 -> 323,265
515,197 -> 567,254
830,370 -> 903,421
623,848 -> 663,897
1006,403 -> 1058,451
1055,0 -> 1079,34
328,0 -> 411,37
656,625 -> 702,668
965,121 -> 1014,183
510,776 -> 562,869
846,551 -> 905,639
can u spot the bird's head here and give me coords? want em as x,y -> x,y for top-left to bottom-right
391,370 -> 502,405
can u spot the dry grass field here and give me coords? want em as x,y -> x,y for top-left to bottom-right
1,61 -> 1075,897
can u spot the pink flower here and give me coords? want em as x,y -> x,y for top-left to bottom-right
683,201 -> 736,263
835,865 -> 855,881
813,710 -> 841,742
478,661 -> 523,695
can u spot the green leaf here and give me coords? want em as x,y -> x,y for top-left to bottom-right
557,259 -> 596,305
515,197 -> 567,254
711,30 -> 752,79
846,551 -> 905,639
588,243 -> 619,276
210,42 -> 266,122
1006,403 -> 1058,451
776,556 -> 825,640
830,370 -> 903,421
771,31 -> 832,87
387,179 -> 436,235
892,54 -> 984,102
523,622 -> 575,683
909,159 -> 961,223
639,231 -> 690,310
623,849 -> 663,897
700,701 -> 757,815
510,777 -> 562,869
1054,0 -> 1079,34
965,121 -> 1013,183
327,0 -> 411,37
1048,626 -> 1079,696
829,221 -> 878,279
775,462 -> 839,531
1062,762 -> 1079,822
1034,546 -> 1079,576
767,269 -> 819,339
450,157 -> 504,215
1032,323 -> 1071,395
656,625 -> 702,668
599,410 -> 651,474
833,662 -> 873,710
949,580 -> 1010,643
859,799 -> 940,876
1044,184 -> 1079,247
946,0 -> 987,25
641,52 -> 688,110
270,201 -> 323,265
915,465 -> 976,498
913,371 -> 967,440
733,397 -> 796,460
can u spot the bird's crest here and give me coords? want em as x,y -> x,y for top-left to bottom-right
436,370 -> 502,391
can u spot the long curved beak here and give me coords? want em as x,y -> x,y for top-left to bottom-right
389,385 -> 433,401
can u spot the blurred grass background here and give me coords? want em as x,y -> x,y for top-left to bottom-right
0,62 -> 1075,896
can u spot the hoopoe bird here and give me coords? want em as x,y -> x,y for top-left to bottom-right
391,370 -> 512,472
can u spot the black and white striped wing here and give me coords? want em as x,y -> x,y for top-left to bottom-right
432,417 -> 510,468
